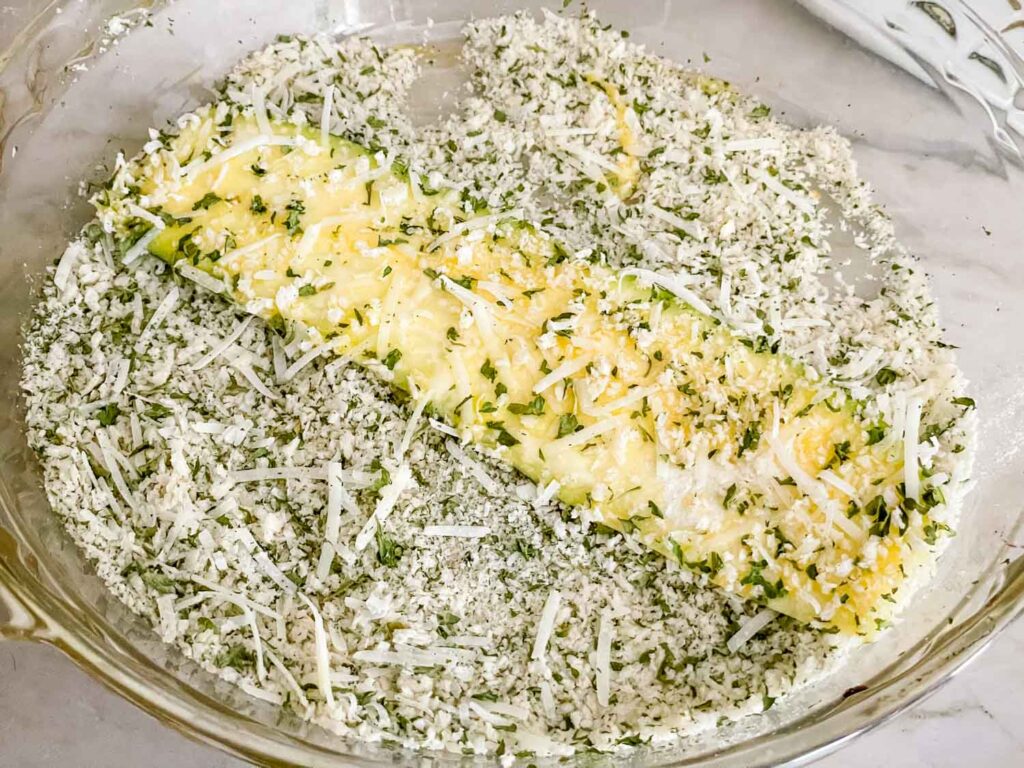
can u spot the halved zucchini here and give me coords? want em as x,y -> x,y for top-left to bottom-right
97,106 -> 948,636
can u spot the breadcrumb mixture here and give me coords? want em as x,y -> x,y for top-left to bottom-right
21,10 -> 972,758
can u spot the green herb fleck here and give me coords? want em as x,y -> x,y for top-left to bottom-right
738,425 -> 761,457
216,645 -> 254,671
866,421 -> 887,445
556,413 -> 579,438
480,358 -> 497,382
192,192 -> 222,211
740,560 -> 786,600
723,483 -> 737,508
826,440 -> 851,469
97,403 -> 121,426
284,199 -> 305,235
508,395 -> 545,416
375,525 -> 402,567
140,570 -> 176,594
874,367 -> 899,386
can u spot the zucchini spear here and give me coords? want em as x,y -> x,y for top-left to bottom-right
98,106 -> 949,636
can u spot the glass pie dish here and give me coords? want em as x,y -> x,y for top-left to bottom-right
1,1 -> 1022,766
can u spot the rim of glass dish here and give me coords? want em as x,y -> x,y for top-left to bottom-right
2,1 -> 1024,766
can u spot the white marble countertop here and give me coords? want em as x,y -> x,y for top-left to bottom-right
1,617 -> 1021,767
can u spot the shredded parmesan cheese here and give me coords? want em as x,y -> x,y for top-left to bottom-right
595,610 -> 612,707
904,398 -> 923,502
354,464 -> 413,551
297,593 -> 334,707
727,608 -> 777,653
531,589 -> 562,663
190,316 -> 254,371
533,356 -> 590,394
620,267 -> 715,317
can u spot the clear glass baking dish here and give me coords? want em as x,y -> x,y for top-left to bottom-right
1,0 -> 1022,765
